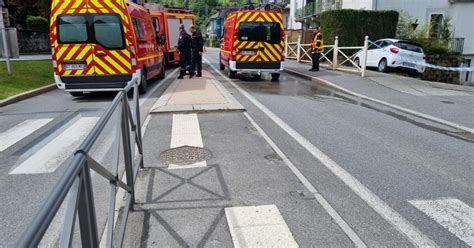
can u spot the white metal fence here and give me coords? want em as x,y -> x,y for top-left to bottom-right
285,35 -> 369,77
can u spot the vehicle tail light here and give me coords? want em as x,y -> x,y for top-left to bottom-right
130,45 -> 137,66
390,47 -> 399,54
232,50 -> 237,56
51,47 -> 57,68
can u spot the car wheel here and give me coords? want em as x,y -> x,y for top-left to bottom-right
253,74 -> 262,80
228,69 -> 237,79
378,58 -> 389,73
271,73 -> 280,82
354,57 -> 360,67
138,70 -> 147,94
219,55 -> 225,70
69,92 -> 84,97
157,61 -> 166,79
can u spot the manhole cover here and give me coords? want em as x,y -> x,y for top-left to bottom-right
160,146 -> 212,165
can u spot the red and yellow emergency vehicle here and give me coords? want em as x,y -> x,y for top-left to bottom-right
146,5 -> 195,67
50,0 -> 165,96
219,5 -> 285,81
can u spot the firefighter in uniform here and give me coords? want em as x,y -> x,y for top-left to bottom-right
189,24 -> 204,78
177,24 -> 192,79
310,27 -> 324,72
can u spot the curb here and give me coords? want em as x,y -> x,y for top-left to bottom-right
0,83 -> 57,108
284,68 -> 474,134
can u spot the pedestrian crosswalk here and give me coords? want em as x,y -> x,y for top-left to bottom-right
0,118 -> 53,152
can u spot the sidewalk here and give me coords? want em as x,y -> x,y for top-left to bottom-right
122,66 -> 354,247
285,60 -> 474,128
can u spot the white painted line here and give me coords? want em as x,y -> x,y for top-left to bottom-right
410,198 -> 474,246
205,57 -> 437,247
243,112 -> 367,248
225,205 -> 299,248
0,118 -> 53,152
169,114 -> 207,169
10,117 -> 99,174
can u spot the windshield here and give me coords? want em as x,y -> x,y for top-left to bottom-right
238,22 -> 281,44
395,41 -> 423,53
58,14 -> 125,49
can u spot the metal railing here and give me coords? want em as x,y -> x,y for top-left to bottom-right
18,73 -> 143,247
449,38 -> 464,54
285,35 -> 369,77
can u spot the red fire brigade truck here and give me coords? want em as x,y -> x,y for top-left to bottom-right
50,0 -> 166,96
146,4 -> 195,67
219,4 -> 285,81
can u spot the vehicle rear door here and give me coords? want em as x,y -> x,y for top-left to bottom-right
258,12 -> 284,64
395,41 -> 424,69
235,12 -> 260,63
88,1 -> 132,77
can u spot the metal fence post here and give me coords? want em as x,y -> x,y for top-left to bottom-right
121,95 -> 135,210
77,162 -> 99,248
296,35 -> 301,63
284,35 -> 288,58
361,36 -> 369,77
332,36 -> 339,70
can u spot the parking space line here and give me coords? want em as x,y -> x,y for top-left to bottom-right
10,117 -> 99,174
410,198 -> 474,246
0,118 -> 53,152
225,205 -> 298,248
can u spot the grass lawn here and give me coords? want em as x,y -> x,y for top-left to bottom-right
0,60 -> 54,100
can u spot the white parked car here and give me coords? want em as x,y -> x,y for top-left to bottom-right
353,39 -> 426,75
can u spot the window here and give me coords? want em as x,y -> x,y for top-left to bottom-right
369,40 -> 383,50
132,18 -> 144,40
381,40 -> 393,48
394,41 -> 423,53
429,14 -> 443,39
238,22 -> 281,44
93,14 -> 124,49
58,15 -> 88,43
152,17 -> 160,33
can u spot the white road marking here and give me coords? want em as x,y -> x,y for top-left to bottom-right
205,57 -> 437,247
410,198 -> 474,246
10,117 -> 99,174
225,205 -> 299,248
243,112 -> 367,247
0,118 -> 53,152
168,113 -> 206,169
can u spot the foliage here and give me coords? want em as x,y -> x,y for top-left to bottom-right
0,60 -> 53,100
439,16 -> 453,42
26,15 -> 49,32
5,0 -> 51,29
320,9 -> 399,47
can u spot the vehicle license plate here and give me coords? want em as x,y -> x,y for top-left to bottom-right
64,64 -> 86,70
402,62 -> 416,68
240,50 -> 255,55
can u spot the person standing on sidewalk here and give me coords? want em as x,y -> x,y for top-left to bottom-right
177,24 -> 192,79
310,27 -> 324,72
189,24 -> 204,78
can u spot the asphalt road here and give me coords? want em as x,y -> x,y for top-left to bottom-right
0,67 -> 178,246
1,50 -> 473,247
200,49 -> 473,247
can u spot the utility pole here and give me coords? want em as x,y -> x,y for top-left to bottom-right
0,0 -> 12,75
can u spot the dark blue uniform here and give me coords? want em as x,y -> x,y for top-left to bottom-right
177,29 -> 192,78
190,31 -> 204,77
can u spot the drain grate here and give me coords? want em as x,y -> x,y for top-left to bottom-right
160,146 -> 212,165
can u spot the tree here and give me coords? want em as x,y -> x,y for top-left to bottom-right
5,0 -> 50,29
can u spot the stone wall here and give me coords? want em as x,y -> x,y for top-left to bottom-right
422,55 -> 462,84
17,31 -> 50,54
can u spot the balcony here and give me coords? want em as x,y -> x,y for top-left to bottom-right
449,38 -> 464,54
295,0 -> 342,20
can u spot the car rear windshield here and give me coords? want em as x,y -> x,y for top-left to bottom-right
394,41 -> 423,53
58,14 -> 125,49
238,22 -> 281,44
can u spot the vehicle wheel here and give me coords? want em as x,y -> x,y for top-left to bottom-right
253,74 -> 262,80
271,73 -> 280,81
164,56 -> 169,69
354,57 -> 360,67
138,70 -> 147,94
157,61 -> 166,79
219,55 -> 225,70
228,69 -> 237,79
378,58 -> 389,73
69,92 -> 84,97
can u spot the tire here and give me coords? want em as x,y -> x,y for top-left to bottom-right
69,92 -> 84,97
354,57 -> 360,67
219,55 -> 225,70
271,73 -> 280,81
253,74 -> 262,80
228,69 -> 237,79
378,58 -> 389,73
157,61 -> 166,79
138,70 -> 147,94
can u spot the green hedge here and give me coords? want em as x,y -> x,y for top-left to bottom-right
320,9 -> 399,47
26,16 -> 49,32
